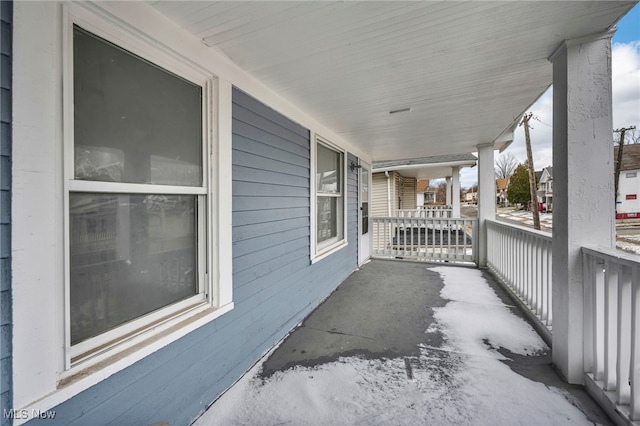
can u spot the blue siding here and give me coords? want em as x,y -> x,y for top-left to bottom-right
0,2 -> 11,424
30,88 -> 359,424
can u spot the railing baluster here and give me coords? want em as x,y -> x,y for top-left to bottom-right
594,258 -> 606,381
631,266 -> 640,420
618,265 -> 632,405
604,261 -> 618,390
547,249 -> 552,326
536,239 -> 542,314
584,252 -> 595,374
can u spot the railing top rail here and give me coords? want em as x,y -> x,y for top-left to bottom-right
400,205 -> 452,209
582,244 -> 640,269
373,216 -> 476,221
486,218 -> 552,242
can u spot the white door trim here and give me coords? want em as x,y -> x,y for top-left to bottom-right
358,159 -> 372,265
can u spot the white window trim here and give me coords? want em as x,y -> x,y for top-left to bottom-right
310,134 -> 348,263
64,21 -> 216,371
12,3 -> 233,421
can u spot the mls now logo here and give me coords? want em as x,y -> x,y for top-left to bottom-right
4,409 -> 56,420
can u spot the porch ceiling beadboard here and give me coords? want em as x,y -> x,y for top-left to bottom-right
147,1 -> 635,161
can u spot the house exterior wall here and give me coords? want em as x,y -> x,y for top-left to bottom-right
371,172 -> 388,217
21,76 -> 359,426
10,2 -> 363,423
401,177 -> 417,210
371,172 -> 417,217
0,2 -> 12,423
617,168 -> 640,217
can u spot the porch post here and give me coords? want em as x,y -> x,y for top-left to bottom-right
452,166 -> 461,218
476,143 -> 495,268
445,176 -> 452,207
550,31 -> 615,384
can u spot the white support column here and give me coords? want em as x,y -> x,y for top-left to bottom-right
550,31 -> 615,384
452,166 -> 461,218
445,176 -> 452,207
477,143 -> 495,268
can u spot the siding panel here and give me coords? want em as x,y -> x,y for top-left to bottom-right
232,207 -> 308,227
233,150 -> 308,178
233,164 -> 308,187
233,103 -> 309,148
232,226 -> 309,258
232,216 -> 309,242
234,134 -> 308,167
402,176 -> 417,210
0,2 -> 10,423
232,180 -> 309,198
233,195 -> 309,211
233,120 -> 309,158
372,172 -> 388,217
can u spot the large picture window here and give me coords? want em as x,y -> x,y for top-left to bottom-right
69,26 -> 209,361
313,137 -> 346,258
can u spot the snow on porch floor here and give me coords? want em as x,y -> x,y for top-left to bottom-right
194,260 -> 611,426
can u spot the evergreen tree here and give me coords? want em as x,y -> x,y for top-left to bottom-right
507,164 -> 531,205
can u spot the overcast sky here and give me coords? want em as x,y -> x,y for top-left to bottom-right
458,4 -> 640,188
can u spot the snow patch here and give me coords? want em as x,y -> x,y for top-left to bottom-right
617,240 -> 640,255
430,266 -> 546,358
195,266 -> 592,426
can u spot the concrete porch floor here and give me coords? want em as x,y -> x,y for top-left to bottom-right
197,260 -> 612,425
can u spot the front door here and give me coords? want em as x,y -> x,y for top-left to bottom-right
358,160 -> 371,265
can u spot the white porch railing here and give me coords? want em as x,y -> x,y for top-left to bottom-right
371,217 -> 476,263
397,206 -> 452,218
486,219 -> 553,331
583,246 -> 640,421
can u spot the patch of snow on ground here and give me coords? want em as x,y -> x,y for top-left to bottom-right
196,267 -> 593,426
431,266 -> 545,359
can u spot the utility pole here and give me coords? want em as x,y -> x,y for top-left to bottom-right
614,126 -> 636,210
520,113 -> 540,230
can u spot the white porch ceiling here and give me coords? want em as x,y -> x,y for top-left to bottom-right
148,1 -> 636,162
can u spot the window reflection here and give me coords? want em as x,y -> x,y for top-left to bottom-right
73,26 -> 202,186
316,143 -> 341,193
69,193 -> 197,344
317,197 -> 338,243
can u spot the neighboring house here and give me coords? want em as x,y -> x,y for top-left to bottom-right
496,178 -> 509,206
538,167 -> 553,212
533,143 -> 640,217
615,144 -> 640,219
1,2 -> 633,425
371,171 -> 416,217
425,189 -> 438,205
372,154 -> 477,217
465,190 -> 478,204
416,179 -> 436,206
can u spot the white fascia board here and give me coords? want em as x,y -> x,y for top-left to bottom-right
372,160 -> 477,174
90,1 -> 371,164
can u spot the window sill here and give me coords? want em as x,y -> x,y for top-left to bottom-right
311,240 -> 348,264
15,302 -> 234,426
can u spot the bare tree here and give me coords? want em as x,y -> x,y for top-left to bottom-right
495,152 -> 519,179
622,127 -> 639,145
431,181 -> 448,205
